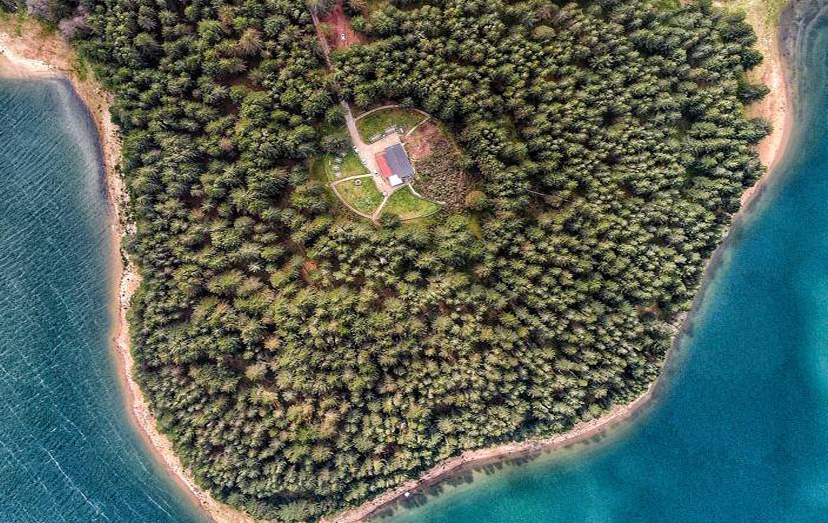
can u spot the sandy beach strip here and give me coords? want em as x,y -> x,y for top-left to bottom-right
323,383 -> 657,523
0,3 -> 798,522
740,8 -> 794,209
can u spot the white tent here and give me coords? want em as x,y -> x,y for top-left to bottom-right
388,174 -> 403,187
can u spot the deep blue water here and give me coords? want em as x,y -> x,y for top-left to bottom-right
0,78 -> 207,522
388,13 -> 828,523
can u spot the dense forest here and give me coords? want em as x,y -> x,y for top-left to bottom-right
25,0 -> 769,519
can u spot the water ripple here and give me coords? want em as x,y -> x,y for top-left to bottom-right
0,78 -> 207,523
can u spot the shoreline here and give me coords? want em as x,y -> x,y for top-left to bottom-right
0,3 -> 798,523
323,382 -> 659,523
324,3 -> 798,522
740,1 -> 795,210
0,18 -> 256,523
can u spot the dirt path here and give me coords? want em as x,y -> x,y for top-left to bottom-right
371,184 -> 404,221
319,2 -> 362,50
341,101 -> 376,171
313,9 -> 395,217
333,173 -> 373,183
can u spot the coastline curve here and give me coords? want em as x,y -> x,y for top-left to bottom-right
0,1 -> 809,521
0,17 -> 257,523
324,1 -> 802,520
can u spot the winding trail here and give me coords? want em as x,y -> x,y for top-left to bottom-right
333,173 -> 373,183
372,186 -> 397,220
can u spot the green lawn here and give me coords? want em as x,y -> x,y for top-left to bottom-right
339,151 -> 369,178
335,177 -> 383,215
357,108 -> 428,142
310,155 -> 335,183
382,186 -> 441,221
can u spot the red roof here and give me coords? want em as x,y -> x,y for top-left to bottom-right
375,152 -> 392,179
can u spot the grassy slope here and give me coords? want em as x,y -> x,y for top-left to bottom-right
382,186 -> 441,220
357,108 -> 426,141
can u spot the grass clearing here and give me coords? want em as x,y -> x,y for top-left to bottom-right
382,186 -> 441,221
357,108 -> 427,142
310,155 -> 336,183
72,54 -> 89,81
308,157 -> 340,208
340,151 -> 369,178
335,177 -> 383,214
467,214 -> 483,240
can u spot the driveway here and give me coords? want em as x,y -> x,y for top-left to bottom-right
341,100 -> 395,194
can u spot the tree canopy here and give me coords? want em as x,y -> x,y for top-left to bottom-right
55,0 -> 772,519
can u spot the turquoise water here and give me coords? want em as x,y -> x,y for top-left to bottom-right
0,78 -> 207,522
389,14 -> 828,523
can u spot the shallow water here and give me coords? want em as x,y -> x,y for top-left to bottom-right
387,12 -> 828,523
0,78 -> 207,522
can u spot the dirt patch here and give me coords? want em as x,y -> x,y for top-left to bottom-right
301,259 -> 319,282
403,120 -> 439,161
320,2 -> 362,51
405,122 -> 469,211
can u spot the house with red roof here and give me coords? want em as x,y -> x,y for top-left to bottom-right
374,143 -> 414,187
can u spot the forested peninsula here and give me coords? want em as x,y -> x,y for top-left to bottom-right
22,0 -> 770,520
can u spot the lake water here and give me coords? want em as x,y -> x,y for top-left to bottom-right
0,78 -> 207,522
2,8 -> 828,523
386,11 -> 828,523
